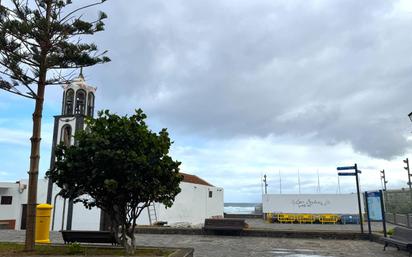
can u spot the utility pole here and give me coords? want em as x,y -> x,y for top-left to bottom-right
404,158 -> 411,190
380,170 -> 387,191
263,174 -> 268,194
279,170 -> 282,194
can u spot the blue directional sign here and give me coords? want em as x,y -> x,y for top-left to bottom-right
338,172 -> 356,176
337,166 -> 356,171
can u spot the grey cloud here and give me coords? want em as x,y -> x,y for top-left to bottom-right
87,0 -> 412,159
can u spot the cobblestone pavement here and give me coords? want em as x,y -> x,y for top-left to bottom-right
0,230 -> 408,257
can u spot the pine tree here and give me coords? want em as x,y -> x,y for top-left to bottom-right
0,0 -> 110,250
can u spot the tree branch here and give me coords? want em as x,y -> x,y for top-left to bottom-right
60,1 -> 105,24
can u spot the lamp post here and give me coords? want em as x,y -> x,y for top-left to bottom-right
263,174 -> 268,195
380,170 -> 387,191
408,112 -> 412,123
404,158 -> 411,190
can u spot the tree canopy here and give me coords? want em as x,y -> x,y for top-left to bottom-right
47,109 -> 183,253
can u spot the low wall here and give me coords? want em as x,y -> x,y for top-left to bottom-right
134,226 -> 369,240
224,214 -> 262,219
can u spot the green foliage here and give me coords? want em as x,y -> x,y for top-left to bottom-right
387,228 -> 394,236
0,0 -> 110,95
47,109 -> 182,252
67,242 -> 83,255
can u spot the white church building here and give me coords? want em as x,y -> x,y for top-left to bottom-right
0,75 -> 224,231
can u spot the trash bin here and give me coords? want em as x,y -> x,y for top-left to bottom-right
341,214 -> 360,224
35,204 -> 53,244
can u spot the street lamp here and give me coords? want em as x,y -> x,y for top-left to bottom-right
380,170 -> 388,191
408,112 -> 412,123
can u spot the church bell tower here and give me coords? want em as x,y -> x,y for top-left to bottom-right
46,73 -> 96,229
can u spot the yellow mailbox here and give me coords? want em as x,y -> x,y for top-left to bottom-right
35,204 -> 53,244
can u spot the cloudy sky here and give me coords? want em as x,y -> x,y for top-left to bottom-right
2,0 -> 412,202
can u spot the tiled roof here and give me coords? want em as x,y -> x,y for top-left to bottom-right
180,172 -> 214,187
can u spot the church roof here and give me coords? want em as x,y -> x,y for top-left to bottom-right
180,172 -> 214,187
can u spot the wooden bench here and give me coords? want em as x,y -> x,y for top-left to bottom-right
383,227 -> 412,256
204,218 -> 245,235
61,230 -> 118,245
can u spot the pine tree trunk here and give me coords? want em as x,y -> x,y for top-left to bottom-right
25,1 -> 51,251
25,82 -> 45,251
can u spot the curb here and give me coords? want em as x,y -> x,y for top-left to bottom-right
135,227 -> 375,240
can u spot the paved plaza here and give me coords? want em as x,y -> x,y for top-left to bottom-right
0,230 -> 409,257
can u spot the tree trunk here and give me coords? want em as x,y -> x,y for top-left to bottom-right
25,1 -> 52,251
24,82 -> 45,251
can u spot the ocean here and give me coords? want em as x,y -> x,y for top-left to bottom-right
224,202 -> 261,214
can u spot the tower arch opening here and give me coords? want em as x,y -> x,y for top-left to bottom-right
60,125 -> 72,146
64,89 -> 75,115
87,92 -> 95,117
75,89 -> 86,115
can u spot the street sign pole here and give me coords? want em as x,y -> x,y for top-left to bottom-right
355,164 -> 364,234
337,163 -> 364,234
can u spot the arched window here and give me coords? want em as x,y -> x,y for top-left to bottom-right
60,125 -> 72,146
87,92 -> 95,117
75,90 -> 86,115
64,89 -> 74,115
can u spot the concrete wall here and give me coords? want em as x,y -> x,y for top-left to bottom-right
138,182 -> 224,226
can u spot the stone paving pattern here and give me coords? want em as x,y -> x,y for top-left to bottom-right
0,230 -> 408,257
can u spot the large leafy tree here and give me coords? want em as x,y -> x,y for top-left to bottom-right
47,109 -> 183,254
0,0 -> 109,250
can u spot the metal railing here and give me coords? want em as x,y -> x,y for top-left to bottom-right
386,212 -> 412,227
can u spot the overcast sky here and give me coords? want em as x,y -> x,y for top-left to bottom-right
2,0 -> 412,202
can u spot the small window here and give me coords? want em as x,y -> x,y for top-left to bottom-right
1,196 -> 12,205
209,191 -> 213,198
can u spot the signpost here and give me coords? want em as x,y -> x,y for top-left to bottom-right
364,191 -> 387,238
337,163 -> 364,234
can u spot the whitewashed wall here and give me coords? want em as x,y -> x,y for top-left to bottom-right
1,179 -> 223,230
0,183 -> 23,229
262,194 -> 364,214
0,179 -> 48,230
138,182 -> 224,226
49,186 -> 100,231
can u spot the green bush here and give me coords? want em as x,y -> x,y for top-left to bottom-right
67,242 -> 83,255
